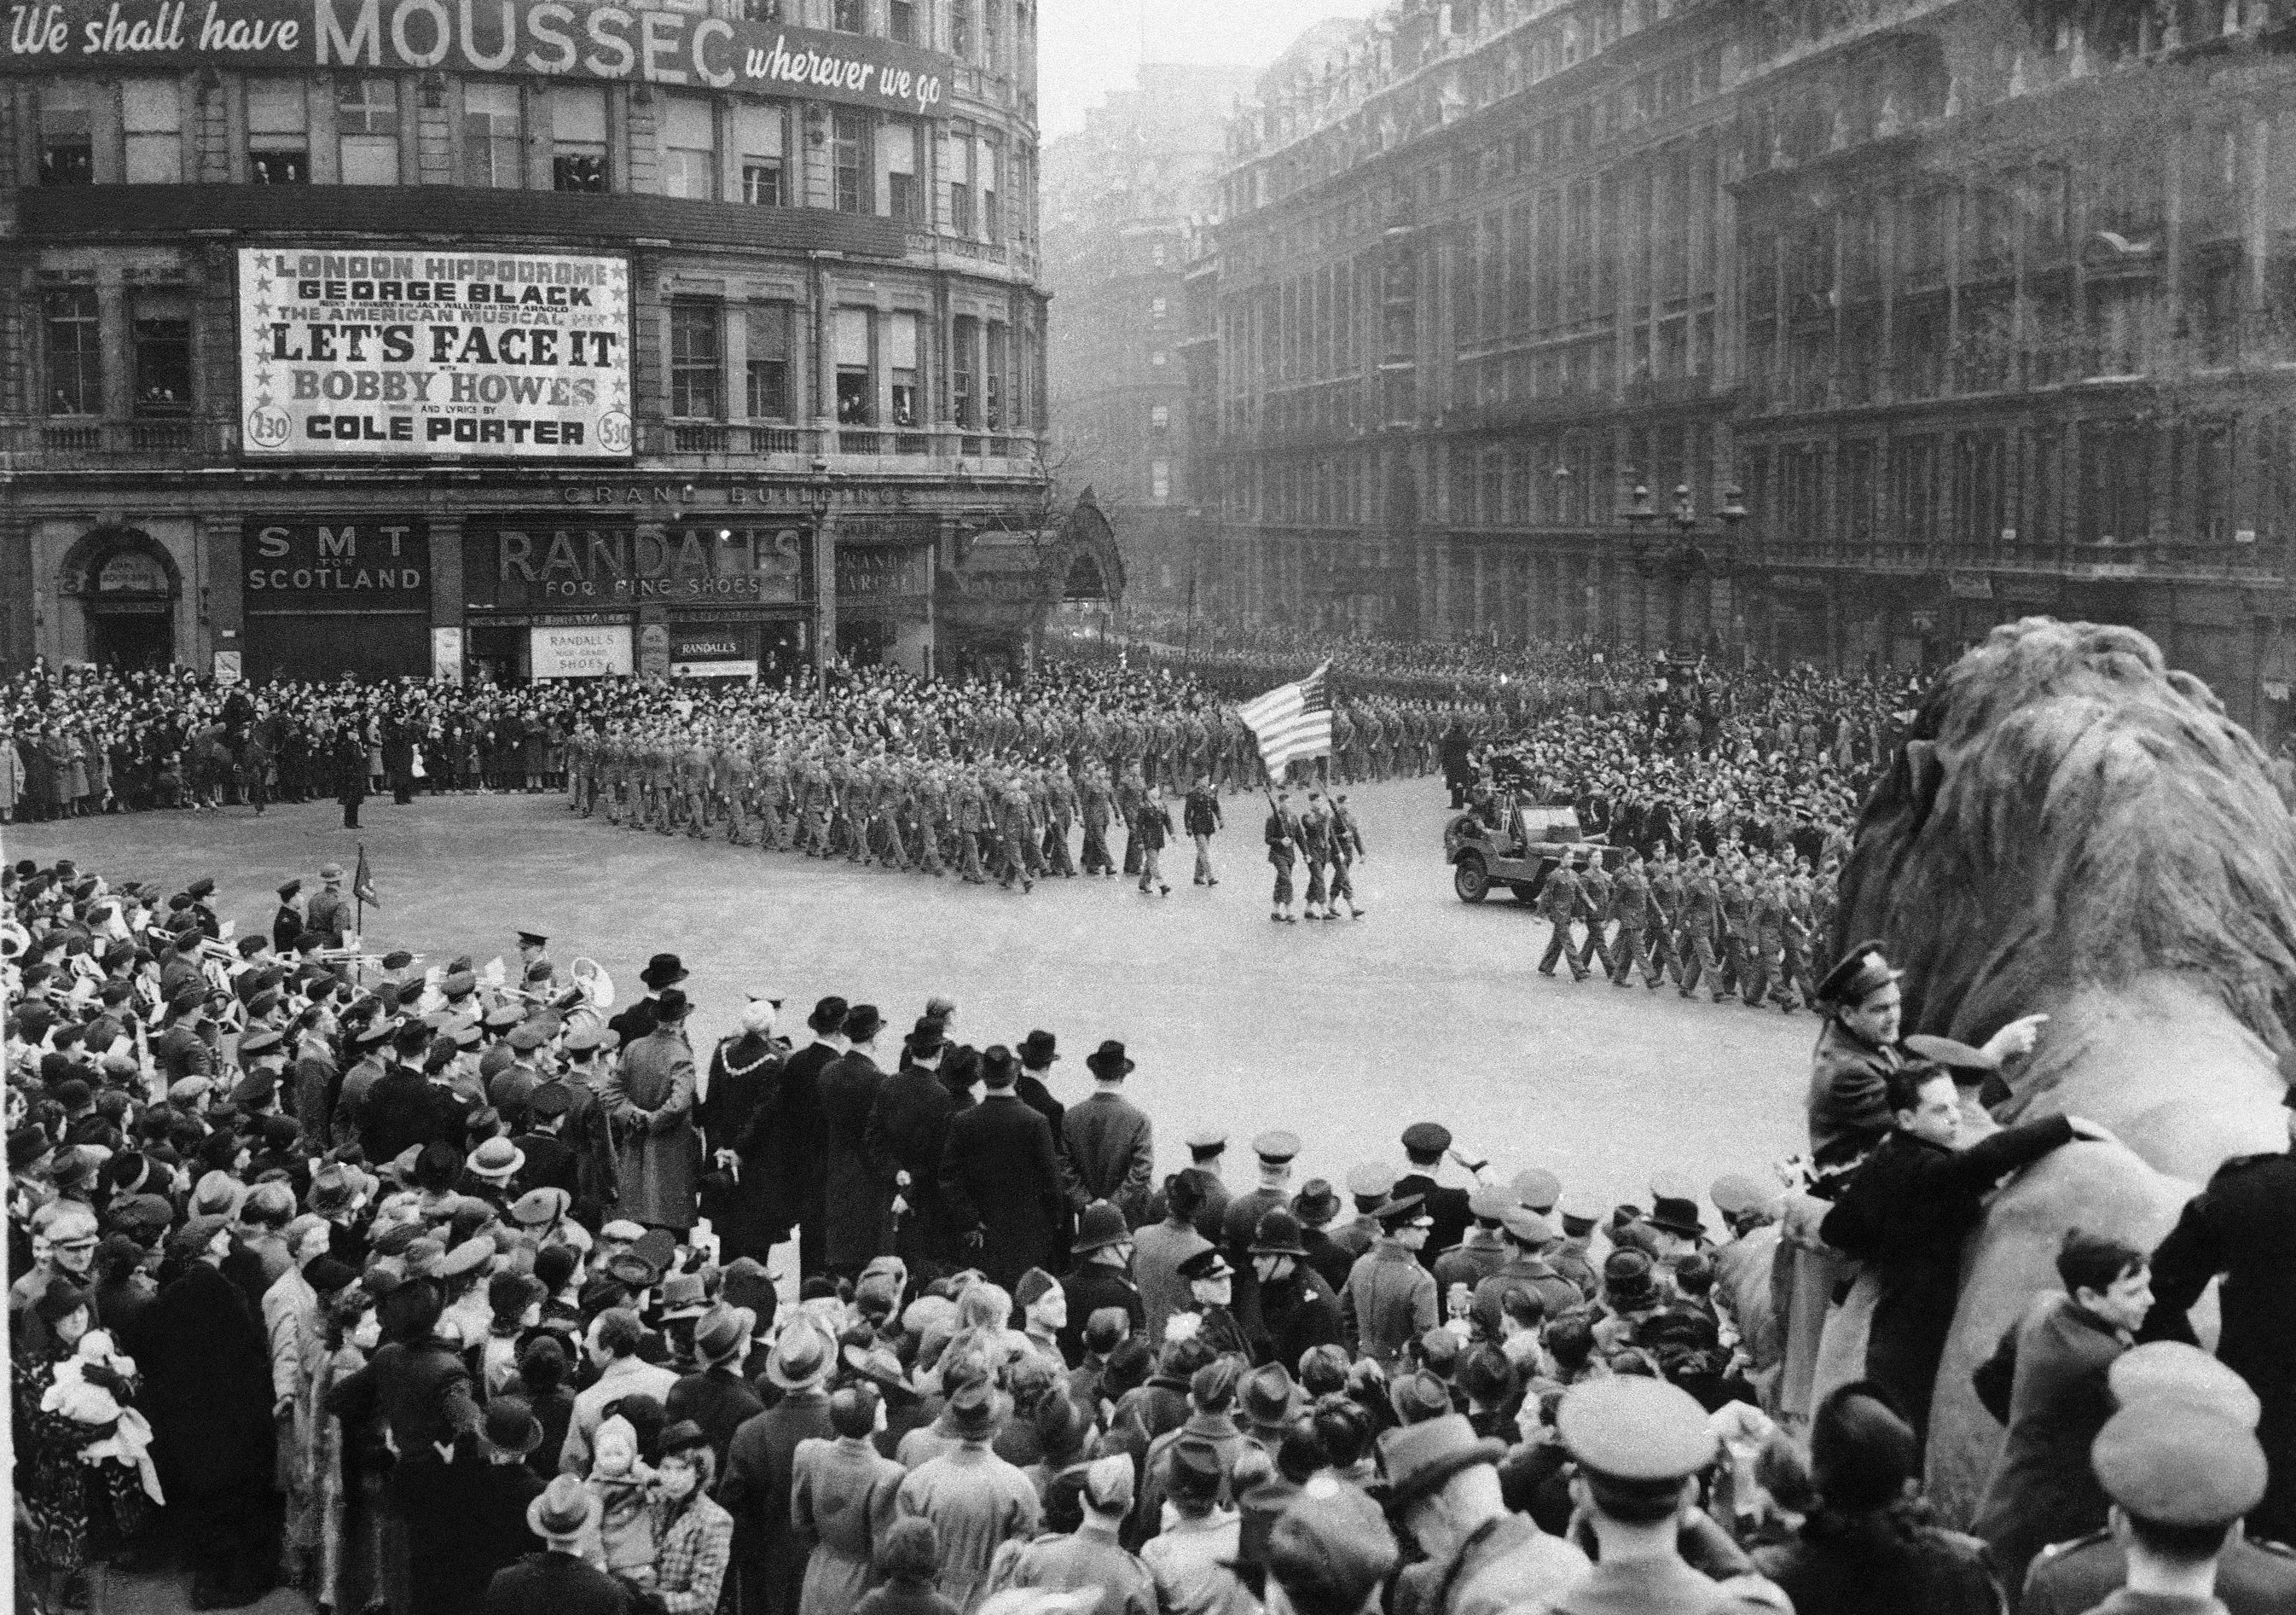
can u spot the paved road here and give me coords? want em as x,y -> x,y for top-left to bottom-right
10,776 -> 1810,1201
13,774 -> 1814,1614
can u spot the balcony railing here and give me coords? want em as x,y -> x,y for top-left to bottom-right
1,417 -> 229,464
1743,528 -> 2287,584
0,416 -> 1041,470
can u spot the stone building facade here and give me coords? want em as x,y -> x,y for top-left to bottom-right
0,0 -> 1076,686
1195,0 -> 2296,738
1041,62 -> 1254,605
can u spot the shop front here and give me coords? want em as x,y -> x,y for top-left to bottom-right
461,517 -> 813,683
240,517 -> 432,683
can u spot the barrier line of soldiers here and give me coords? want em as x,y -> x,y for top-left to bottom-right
14,857 -> 2284,1615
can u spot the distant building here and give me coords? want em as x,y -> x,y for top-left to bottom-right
1042,63 -> 1255,607
1192,0 -> 2296,741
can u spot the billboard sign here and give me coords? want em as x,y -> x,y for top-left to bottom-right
1,0 -> 949,113
240,247 -> 631,459
531,622 -> 632,678
463,521 -> 807,610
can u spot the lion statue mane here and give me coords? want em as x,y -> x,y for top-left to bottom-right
1833,617 -> 2296,1519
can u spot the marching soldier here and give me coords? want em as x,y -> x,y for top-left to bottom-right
1328,793 -> 1366,920
1574,852 -> 1616,979
1537,855 -> 1589,981
1266,788 -> 1302,923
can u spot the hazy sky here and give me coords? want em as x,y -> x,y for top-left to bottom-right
1038,0 -> 1388,138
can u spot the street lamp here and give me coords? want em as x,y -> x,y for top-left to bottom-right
1621,473 -> 1657,529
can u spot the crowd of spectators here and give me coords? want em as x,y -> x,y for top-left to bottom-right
8,839 -> 2286,1615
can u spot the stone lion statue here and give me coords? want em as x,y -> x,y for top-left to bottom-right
1834,617 -> 2296,1520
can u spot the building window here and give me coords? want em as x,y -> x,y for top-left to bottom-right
832,112 -> 868,214
246,79 -> 308,183
745,303 -> 791,419
40,84 -> 92,184
43,290 -> 101,415
1151,459 -> 1171,502
881,117 -> 920,223
659,95 -> 715,200
835,307 -> 873,424
738,102 -> 784,205
1150,296 -> 1168,321
888,0 -> 915,40
552,85 -> 608,192
669,302 -> 722,417
947,128 -> 974,235
1149,404 -> 1169,430
336,77 -> 400,185
461,81 -> 522,188
122,78 -> 181,183
983,0 -> 1000,68
951,0 -> 971,58
978,133 -> 1001,242
953,315 -> 977,427
985,321 -> 1006,429
889,311 -> 920,425
133,296 -> 192,415
832,0 -> 861,28
740,0 -> 779,15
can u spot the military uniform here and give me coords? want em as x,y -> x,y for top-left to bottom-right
1537,862 -> 1588,980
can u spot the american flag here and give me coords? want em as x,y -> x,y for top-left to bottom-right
1239,661 -> 1335,777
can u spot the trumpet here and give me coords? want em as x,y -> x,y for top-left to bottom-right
317,949 -> 407,969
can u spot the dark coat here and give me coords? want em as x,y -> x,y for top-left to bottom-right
2139,1147 -> 2296,1543
941,1092 -> 1065,1292
1970,1293 -> 2125,1597
664,1364 -> 765,1478
1393,1175 -> 1474,1275
774,1040 -> 838,1242
820,1049 -> 892,1269
133,1261 -> 275,1502
1753,1514 -> 2001,1615
1055,1261 -> 1146,1363
361,1065 -> 465,1163
1820,1116 -> 2074,1434
405,1456 -> 546,1615
1251,1269 -> 1343,1372
483,1548 -> 632,1615
722,1388 -> 835,1615
867,1065 -> 963,1264
703,1035 -> 795,1260
327,1331 -> 484,1459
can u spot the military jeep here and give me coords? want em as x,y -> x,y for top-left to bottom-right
1443,799 -> 1619,905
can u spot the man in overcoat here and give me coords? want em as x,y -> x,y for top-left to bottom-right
940,1046 -> 1065,1291
602,987 -> 699,1234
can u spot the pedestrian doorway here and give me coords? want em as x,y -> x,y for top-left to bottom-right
86,606 -> 172,671
63,528 -> 181,671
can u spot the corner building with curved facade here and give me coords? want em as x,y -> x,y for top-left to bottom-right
0,0 -> 1070,684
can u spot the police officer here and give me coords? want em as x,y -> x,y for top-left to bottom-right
2023,1342 -> 2296,1615
2076,1401 -> 2269,1615
1549,1377 -> 1792,1613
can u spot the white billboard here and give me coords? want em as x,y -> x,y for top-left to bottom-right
240,248 -> 632,459
531,624 -> 633,678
